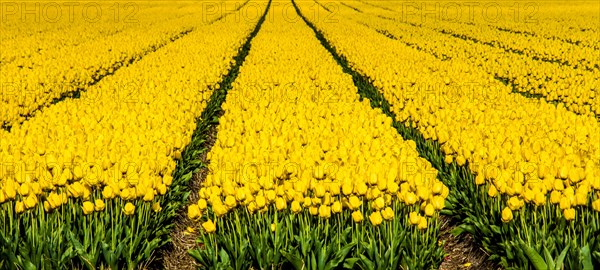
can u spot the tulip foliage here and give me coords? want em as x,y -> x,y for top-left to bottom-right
0,1 -> 265,269
298,0 -> 600,269
188,2 -> 446,269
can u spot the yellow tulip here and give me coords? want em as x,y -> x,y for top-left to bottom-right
487,185 -> 498,197
18,183 -> 30,196
202,219 -> 216,233
475,174 -> 485,185
549,191 -> 561,204
369,211 -> 383,226
501,207 -> 513,223
163,175 -> 173,186
235,189 -> 246,201
291,201 -> 302,213
373,196 -> 385,210
143,190 -> 155,202
533,192 -> 546,206
575,192 -> 587,206
352,210 -> 364,223
152,202 -> 163,213
444,155 -> 453,164
424,204 -> 435,217
15,201 -> 25,214
409,211 -> 420,225
188,204 -> 201,220
591,199 -> 600,212
213,204 -> 228,217
157,184 -> 167,195
102,186 -> 115,199
553,179 -> 565,191
318,205 -> 331,219
404,192 -> 417,205
331,201 -> 342,213
197,199 -> 208,210
82,201 -> 95,215
388,182 -> 399,193
24,195 -> 37,209
266,190 -> 276,202
225,196 -> 237,208
355,182 -> 368,195
43,201 -> 51,212
559,196 -> 571,210
123,202 -> 136,216
47,192 -> 61,209
431,196 -> 445,210
255,195 -> 266,208
563,208 -> 575,221
275,197 -> 286,210
417,216 -> 428,230
432,182 -> 443,194
455,155 -> 466,166
348,196 -> 362,210
95,199 -> 105,211
381,207 -> 394,221
342,182 -> 353,195
303,197 -> 312,207
517,189 -> 535,202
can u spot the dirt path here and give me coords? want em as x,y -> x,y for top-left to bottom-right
438,216 -> 501,270
159,127 -> 217,270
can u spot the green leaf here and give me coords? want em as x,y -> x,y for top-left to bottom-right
60,246 -> 75,264
23,261 -> 36,270
490,225 -> 501,235
451,225 -> 475,237
554,245 -> 569,270
182,172 -> 193,182
358,254 -> 375,270
188,249 -> 203,262
281,250 -> 305,270
543,247 -> 555,270
343,258 -> 360,269
580,245 -> 593,270
325,242 -> 355,270
520,242 -> 548,270
317,246 -> 327,270
219,249 -> 231,265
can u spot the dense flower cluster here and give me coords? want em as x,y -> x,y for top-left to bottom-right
0,0 -> 261,215
190,2 -> 448,233
298,0 -> 600,222
0,1 -> 240,127
365,0 -> 599,71
0,2 -> 203,66
338,3 -> 600,117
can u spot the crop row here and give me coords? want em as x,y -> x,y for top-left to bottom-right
0,0 -> 248,128
187,1 -> 446,269
333,1 -> 600,117
0,1 -> 264,269
302,0 -> 600,268
360,0 -> 599,71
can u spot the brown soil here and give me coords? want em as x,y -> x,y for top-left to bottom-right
438,216 -> 502,270
157,124 -> 219,270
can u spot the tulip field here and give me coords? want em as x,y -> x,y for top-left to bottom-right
0,0 -> 599,269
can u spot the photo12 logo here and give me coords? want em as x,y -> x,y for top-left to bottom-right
0,2 -> 139,23
397,2 -> 539,24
